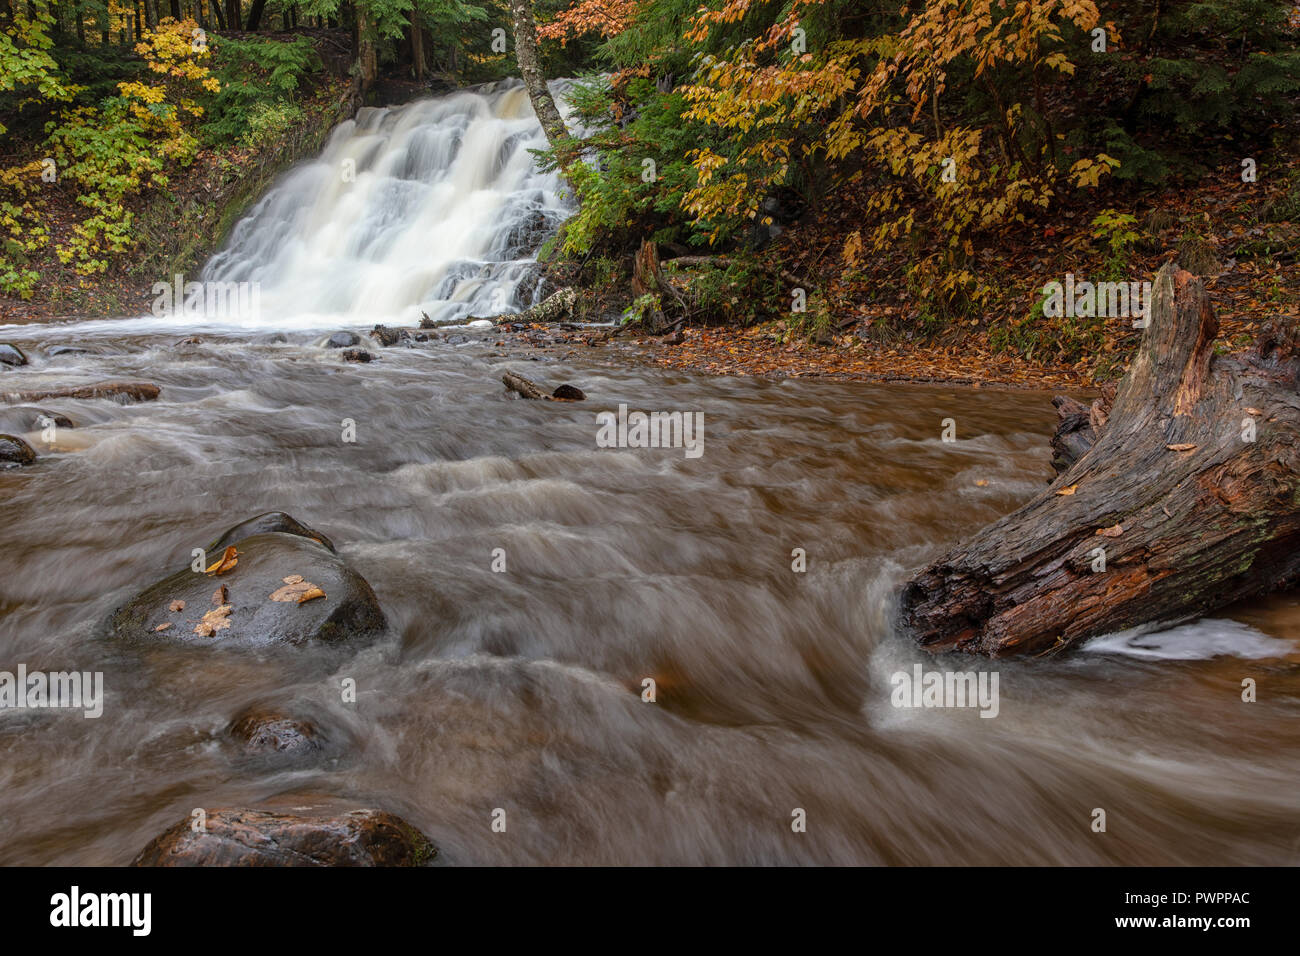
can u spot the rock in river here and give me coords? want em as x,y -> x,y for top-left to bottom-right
207,510 -> 336,554
132,804 -> 435,866
323,331 -> 360,349
0,343 -> 27,368
228,705 -> 324,757
107,532 -> 384,646
0,434 -> 37,467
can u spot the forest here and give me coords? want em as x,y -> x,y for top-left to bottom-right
1,0 -> 1296,384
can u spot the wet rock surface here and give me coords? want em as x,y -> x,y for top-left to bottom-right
0,434 -> 37,467
207,510 -> 336,554
0,406 -> 74,434
107,532 -> 384,646
1,381 -> 160,403
324,331 -> 360,349
228,705 -> 324,757
132,804 -> 435,866
0,343 -> 28,368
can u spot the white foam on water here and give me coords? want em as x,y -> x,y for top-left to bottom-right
1081,618 -> 1296,660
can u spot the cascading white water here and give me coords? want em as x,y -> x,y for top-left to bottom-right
199,80 -> 576,330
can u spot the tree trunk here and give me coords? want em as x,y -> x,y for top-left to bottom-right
353,4 -> 376,95
142,0 -> 157,28
410,15 -> 424,81
170,0 -> 181,20
506,0 -> 569,147
900,262 -> 1300,657
224,0 -> 240,29
243,0 -> 262,27
209,0 -> 224,28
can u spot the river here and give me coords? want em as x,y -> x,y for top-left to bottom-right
0,82 -> 1296,866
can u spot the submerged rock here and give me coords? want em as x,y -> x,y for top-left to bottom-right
228,705 -> 323,757
0,434 -> 37,467
107,532 -> 384,646
132,804 -> 435,866
0,406 -> 74,434
342,348 -> 373,363
207,510 -> 336,554
2,381 -> 159,403
0,343 -> 28,368
324,331 -> 360,349
44,345 -> 91,357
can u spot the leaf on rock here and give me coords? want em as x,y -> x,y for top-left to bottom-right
154,622 -> 172,632
212,584 -> 227,606
1097,524 -> 1124,537
1165,443 -> 1197,452
270,577 -> 325,604
168,599 -> 185,612
1055,484 -> 1078,496
205,546 -> 239,575
194,604 -> 233,637
975,479 -> 988,487
296,586 -> 326,604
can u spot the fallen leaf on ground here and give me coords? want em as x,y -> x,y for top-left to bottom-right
1245,407 -> 1262,416
168,599 -> 185,612
1097,524 -> 1125,537
154,622 -> 172,632
195,604 -> 233,637
1166,443 -> 1198,452
212,584 -> 227,605
270,577 -> 326,604
975,479 -> 988,487
1055,484 -> 1078,496
205,546 -> 239,575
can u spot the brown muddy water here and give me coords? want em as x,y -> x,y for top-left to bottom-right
1,322 -> 1297,866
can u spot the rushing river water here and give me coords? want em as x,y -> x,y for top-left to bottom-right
1,84 -> 1297,866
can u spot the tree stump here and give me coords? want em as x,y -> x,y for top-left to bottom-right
900,262 -> 1300,657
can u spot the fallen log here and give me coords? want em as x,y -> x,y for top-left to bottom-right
501,371 -> 586,402
900,263 -> 1300,657
2,381 -> 161,404
486,287 -> 577,327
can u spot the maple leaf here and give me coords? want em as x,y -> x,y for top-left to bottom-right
205,546 -> 239,575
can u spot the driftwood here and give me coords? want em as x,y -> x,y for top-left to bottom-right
2,381 -> 161,404
900,262 -> 1300,657
487,288 -> 578,327
501,371 -> 585,402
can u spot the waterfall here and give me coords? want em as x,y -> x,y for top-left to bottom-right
199,80 -> 576,330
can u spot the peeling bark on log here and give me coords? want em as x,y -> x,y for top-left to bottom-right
3,381 -> 161,404
900,263 -> 1300,658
